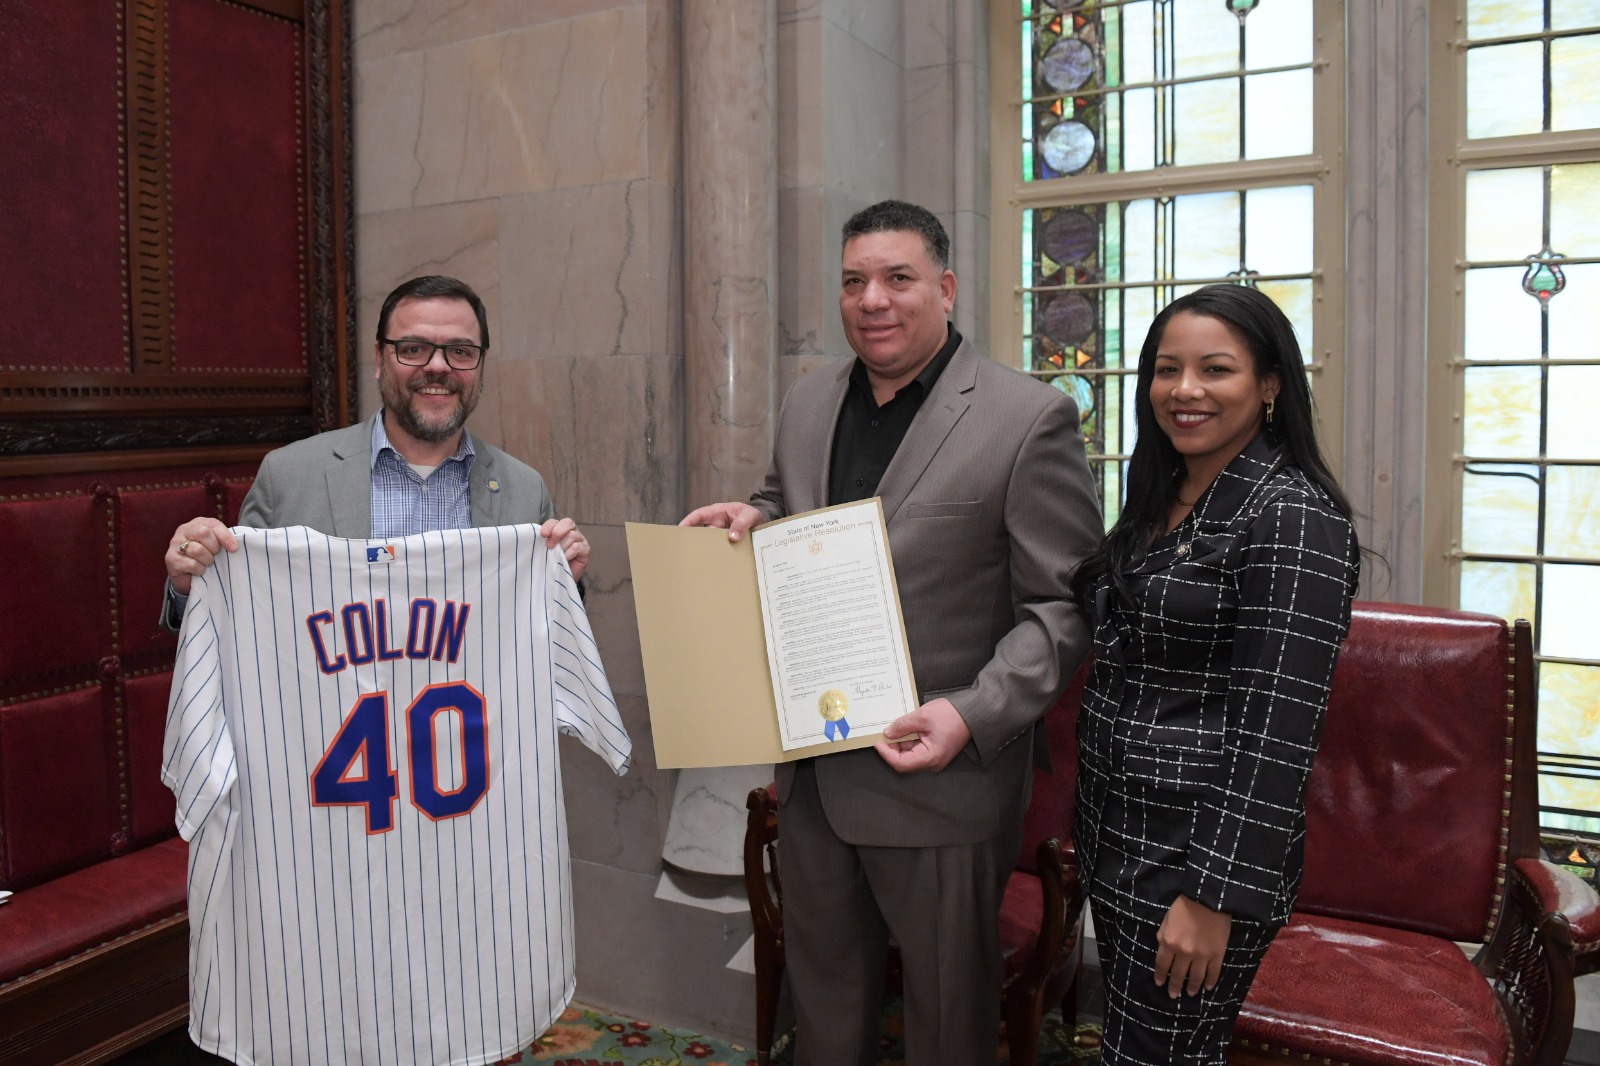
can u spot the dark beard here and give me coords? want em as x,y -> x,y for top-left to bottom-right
383,371 -> 478,443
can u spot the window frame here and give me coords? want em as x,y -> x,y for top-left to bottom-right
987,0 -> 1348,489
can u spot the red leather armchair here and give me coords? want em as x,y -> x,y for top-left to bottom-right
1229,603 -> 1578,1066
742,666 -> 1089,1065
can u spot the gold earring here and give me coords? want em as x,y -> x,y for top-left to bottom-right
1266,398 -> 1276,425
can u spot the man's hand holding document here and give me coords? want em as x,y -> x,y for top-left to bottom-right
627,499 -> 918,768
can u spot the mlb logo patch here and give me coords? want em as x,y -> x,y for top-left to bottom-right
367,545 -> 396,563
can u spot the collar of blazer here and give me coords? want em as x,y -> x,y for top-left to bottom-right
823,338 -> 979,525
1131,432 -> 1285,577
319,414 -> 501,536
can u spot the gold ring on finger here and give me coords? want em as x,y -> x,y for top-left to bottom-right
178,540 -> 191,557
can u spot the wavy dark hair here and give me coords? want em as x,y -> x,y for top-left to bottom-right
1072,283 -> 1352,608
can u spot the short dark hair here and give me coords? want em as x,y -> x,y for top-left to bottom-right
841,200 -> 950,269
375,276 -> 490,351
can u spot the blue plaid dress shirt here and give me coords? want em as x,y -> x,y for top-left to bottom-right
369,414 -> 476,538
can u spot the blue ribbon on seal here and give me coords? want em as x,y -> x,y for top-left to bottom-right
824,717 -> 851,742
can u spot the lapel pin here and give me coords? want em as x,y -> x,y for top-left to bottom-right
488,478 -> 501,493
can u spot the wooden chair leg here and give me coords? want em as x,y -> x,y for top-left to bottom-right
1003,993 -> 1043,1066
1060,954 -> 1080,1031
754,950 -> 783,1065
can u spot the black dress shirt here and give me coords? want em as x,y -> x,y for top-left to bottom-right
828,325 -> 962,505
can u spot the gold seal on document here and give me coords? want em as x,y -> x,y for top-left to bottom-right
818,689 -> 850,722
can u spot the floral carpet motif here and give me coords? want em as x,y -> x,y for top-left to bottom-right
501,1000 -> 1102,1065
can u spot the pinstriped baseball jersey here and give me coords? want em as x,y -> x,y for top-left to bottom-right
163,524 -> 631,1066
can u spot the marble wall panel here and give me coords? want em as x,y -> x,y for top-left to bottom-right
904,63 -> 955,215
905,0 -> 953,69
952,54 -> 987,216
777,185 -> 831,365
355,50 -> 427,215
357,197 -> 504,371
571,859 -> 758,1042
498,180 -> 672,363
496,0 -> 635,32
777,0 -> 820,21
581,523 -> 646,700
480,356 -> 579,513
821,0 -> 901,65
492,354 -> 683,526
560,693 -> 662,876
491,8 -> 650,197
948,208 -> 989,352
354,0 -> 497,62
645,0 -> 682,183
777,16 -> 823,190
820,19 -> 904,198
357,8 -> 650,214
569,353 -> 684,524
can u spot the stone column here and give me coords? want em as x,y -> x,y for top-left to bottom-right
683,0 -> 779,506
669,0 -> 778,877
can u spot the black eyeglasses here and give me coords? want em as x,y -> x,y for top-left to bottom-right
383,338 -> 485,370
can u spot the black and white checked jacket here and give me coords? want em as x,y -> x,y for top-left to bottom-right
1074,434 -> 1360,926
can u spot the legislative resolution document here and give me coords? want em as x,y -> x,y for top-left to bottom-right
626,499 -> 920,768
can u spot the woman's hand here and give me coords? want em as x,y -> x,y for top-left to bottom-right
1153,894 -> 1232,998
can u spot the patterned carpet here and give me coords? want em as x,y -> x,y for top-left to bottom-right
508,1000 -> 1101,1064
121,1000 -> 1102,1064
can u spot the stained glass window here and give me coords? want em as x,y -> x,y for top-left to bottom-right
1456,4 -> 1600,833
1008,0 -> 1327,528
1021,0 -> 1314,182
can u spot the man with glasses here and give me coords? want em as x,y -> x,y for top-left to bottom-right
161,274 -> 586,627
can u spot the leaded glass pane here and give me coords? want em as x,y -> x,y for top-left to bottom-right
1554,0 -> 1600,31
1255,278 -> 1314,359
1244,0 -> 1312,66
1463,266 -> 1542,361
1465,168 -> 1543,262
1173,78 -> 1240,167
1460,559 -> 1537,626
1172,0 -> 1239,77
1550,163 -> 1600,258
1467,42 -> 1546,139
1547,365 -> 1600,459
1245,185 -> 1315,274
1551,35 -> 1600,131
1542,563 -> 1600,658
1244,70 -> 1313,160
1464,366 -> 1541,458
1020,0 -> 1314,182
1537,664 -> 1600,820
1545,466 -> 1600,558
1173,192 -> 1241,278
1545,264 -> 1600,361
1461,464 -> 1540,555
1467,0 -> 1545,38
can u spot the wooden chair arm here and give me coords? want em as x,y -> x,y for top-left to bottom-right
1494,857 -> 1577,1066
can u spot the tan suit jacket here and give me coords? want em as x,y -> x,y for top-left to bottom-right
756,340 -> 1102,848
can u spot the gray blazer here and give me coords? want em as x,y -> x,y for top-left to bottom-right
160,417 -> 557,630
756,340 -> 1102,848
236,417 -> 556,535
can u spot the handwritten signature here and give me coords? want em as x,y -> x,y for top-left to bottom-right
849,680 -> 896,699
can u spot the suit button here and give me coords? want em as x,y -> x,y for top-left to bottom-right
856,478 -> 864,487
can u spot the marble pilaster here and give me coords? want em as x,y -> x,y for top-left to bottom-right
682,0 -> 779,507
1344,0 -> 1430,602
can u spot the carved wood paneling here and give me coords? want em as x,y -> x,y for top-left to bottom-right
125,0 -> 171,372
0,0 -> 353,473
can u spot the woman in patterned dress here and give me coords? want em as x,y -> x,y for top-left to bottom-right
1070,284 -> 1361,1064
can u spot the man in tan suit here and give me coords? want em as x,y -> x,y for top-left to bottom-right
684,200 -> 1100,1065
